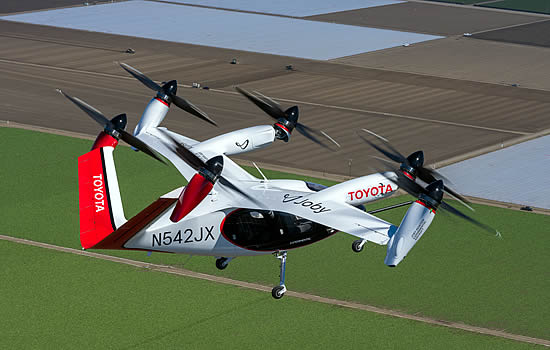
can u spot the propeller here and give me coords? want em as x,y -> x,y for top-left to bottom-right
358,128 -> 470,208
119,62 -> 217,127
235,87 -> 340,150
57,89 -> 165,164
157,129 -> 262,205
371,145 -> 500,237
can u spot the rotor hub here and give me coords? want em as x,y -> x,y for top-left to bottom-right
418,180 -> 444,209
274,118 -> 294,142
104,114 -> 127,139
162,80 -> 178,96
156,91 -> 171,104
400,164 -> 416,180
199,156 -> 224,183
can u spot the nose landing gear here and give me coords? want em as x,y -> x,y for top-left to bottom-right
271,251 -> 288,299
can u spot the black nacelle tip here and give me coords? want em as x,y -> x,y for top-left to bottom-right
162,80 -> 178,96
407,151 -> 424,169
110,113 -> 127,131
285,106 -> 299,124
425,179 -> 445,204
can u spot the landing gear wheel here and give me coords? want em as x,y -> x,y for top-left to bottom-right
272,285 -> 286,299
215,257 -> 229,270
352,240 -> 365,253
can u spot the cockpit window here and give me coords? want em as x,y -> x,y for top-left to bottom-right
221,209 -> 335,251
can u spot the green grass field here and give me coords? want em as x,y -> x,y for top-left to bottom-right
2,128 -> 549,340
478,0 -> 550,14
1,240 -> 541,349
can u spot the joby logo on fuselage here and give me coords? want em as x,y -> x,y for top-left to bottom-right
235,139 -> 249,150
282,194 -> 331,214
348,183 -> 394,201
92,173 -> 105,213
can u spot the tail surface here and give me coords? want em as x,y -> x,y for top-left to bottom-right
78,133 -> 127,249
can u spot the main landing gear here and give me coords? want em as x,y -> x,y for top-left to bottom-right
272,251 -> 287,299
215,257 -> 233,270
352,239 -> 366,253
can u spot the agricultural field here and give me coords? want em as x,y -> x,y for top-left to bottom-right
478,0 -> 550,14
2,240 -> 541,349
427,0 -> 550,14
2,127 -> 549,342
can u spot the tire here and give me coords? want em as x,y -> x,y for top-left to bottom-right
271,286 -> 285,299
352,240 -> 364,253
215,258 -> 228,270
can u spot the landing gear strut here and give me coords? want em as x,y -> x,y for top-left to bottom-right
352,239 -> 366,253
272,251 -> 287,299
215,257 -> 233,270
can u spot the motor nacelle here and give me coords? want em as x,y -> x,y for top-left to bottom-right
192,125 -> 276,156
385,180 -> 444,267
133,97 -> 170,137
170,157 -> 223,222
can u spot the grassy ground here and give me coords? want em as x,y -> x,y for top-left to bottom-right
2,128 -> 549,340
478,0 -> 550,14
1,240 -> 542,349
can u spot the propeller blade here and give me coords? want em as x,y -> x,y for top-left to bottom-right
415,167 -> 472,209
360,129 -> 472,210
253,90 -> 281,108
395,172 -> 425,198
376,161 -> 424,198
416,166 -> 449,184
59,89 -> 165,164
57,89 -> 111,128
119,62 -> 161,92
172,95 -> 218,127
158,130 -> 206,170
219,176 -> 263,206
295,123 -> 339,150
235,87 -> 286,121
357,130 -> 406,164
361,129 -> 407,162
440,201 -> 500,237
118,130 -> 166,164
158,131 -> 262,205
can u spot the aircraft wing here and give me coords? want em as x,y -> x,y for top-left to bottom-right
242,186 -> 395,245
135,127 -> 199,182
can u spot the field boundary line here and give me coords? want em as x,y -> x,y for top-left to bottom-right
1,234 -> 548,347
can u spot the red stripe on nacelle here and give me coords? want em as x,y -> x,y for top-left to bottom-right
402,170 -> 415,181
155,98 -> 170,107
275,123 -> 289,133
91,131 -> 118,150
415,199 -> 437,213
170,173 -> 213,222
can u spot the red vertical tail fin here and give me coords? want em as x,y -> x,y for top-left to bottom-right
78,133 -> 127,249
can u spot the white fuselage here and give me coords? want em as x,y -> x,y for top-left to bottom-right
124,95 -> 402,258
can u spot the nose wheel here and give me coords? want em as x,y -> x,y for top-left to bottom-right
272,285 -> 287,299
272,251 -> 288,299
352,239 -> 366,253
